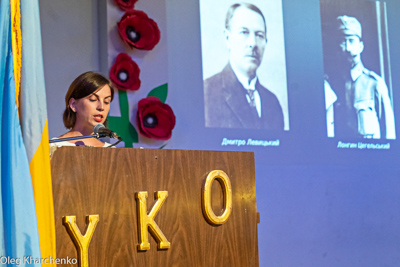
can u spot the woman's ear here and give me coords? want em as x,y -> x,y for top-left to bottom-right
69,98 -> 77,112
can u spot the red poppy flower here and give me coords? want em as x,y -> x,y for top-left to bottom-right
117,10 -> 161,50
137,97 -> 176,140
114,0 -> 137,11
109,53 -> 141,91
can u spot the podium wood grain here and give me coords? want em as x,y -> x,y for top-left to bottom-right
51,147 -> 259,267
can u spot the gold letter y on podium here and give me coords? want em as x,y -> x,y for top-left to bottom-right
63,215 -> 99,267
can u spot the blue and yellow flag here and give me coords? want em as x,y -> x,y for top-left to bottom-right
0,0 -> 41,264
19,0 -> 56,264
1,0 -> 56,265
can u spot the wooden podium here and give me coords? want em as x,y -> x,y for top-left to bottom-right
51,147 -> 259,266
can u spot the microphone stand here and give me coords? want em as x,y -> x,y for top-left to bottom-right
49,133 -> 107,144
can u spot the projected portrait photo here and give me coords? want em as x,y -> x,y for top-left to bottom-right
320,0 -> 396,139
200,0 -> 288,130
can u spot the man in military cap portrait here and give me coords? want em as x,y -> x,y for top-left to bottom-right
325,15 -> 395,139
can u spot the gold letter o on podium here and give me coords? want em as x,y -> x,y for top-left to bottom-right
202,170 -> 232,225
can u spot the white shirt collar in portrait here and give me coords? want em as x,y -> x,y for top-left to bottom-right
231,67 -> 262,118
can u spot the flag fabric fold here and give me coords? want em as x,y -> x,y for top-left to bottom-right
0,0 -> 41,264
20,1 -> 56,263
1,0 -> 56,265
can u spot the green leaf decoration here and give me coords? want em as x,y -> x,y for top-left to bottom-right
107,90 -> 138,148
107,83 -> 169,148
147,83 -> 168,103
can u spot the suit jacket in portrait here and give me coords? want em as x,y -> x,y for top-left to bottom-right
204,64 -> 284,129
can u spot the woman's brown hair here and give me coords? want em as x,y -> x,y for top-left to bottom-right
63,71 -> 114,129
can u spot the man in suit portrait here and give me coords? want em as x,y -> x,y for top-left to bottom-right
204,3 -> 284,129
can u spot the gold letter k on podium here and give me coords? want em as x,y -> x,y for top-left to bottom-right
136,191 -> 171,251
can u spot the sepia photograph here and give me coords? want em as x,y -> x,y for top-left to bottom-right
321,0 -> 395,139
200,0 -> 289,130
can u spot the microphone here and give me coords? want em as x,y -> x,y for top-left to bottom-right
94,124 -> 122,140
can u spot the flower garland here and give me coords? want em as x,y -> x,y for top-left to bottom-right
137,97 -> 176,140
117,10 -> 160,50
108,1 -> 176,146
114,0 -> 137,11
109,53 -> 141,91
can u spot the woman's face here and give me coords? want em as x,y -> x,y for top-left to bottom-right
69,84 -> 112,132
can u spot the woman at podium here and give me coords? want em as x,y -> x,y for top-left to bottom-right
50,71 -> 115,147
